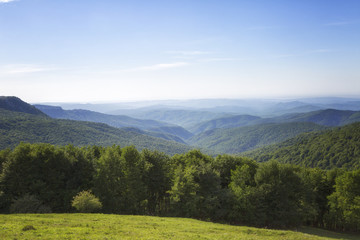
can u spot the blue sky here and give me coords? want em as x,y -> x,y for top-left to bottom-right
0,0 -> 359,103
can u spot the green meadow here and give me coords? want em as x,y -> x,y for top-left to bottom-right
0,214 -> 358,240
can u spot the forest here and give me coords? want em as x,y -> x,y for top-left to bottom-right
1,142 -> 359,232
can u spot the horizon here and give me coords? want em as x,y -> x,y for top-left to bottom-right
1,0 -> 360,102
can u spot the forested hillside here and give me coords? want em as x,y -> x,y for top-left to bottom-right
245,122 -> 360,169
189,122 -> 328,154
1,143 -> 359,232
35,105 -> 193,141
113,108 -> 231,129
189,109 -> 360,134
0,96 -> 46,116
0,109 -> 191,155
274,109 -> 360,126
189,114 -> 262,134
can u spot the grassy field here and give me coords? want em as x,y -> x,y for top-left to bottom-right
0,214 -> 358,240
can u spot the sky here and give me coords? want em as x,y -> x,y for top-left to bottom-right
0,0 -> 360,103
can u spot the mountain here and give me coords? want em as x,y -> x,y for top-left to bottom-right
0,96 -> 46,116
274,109 -> 360,126
111,108 -> 231,129
35,105 -> 193,141
189,115 -> 262,134
188,122 -> 328,154
244,122 -> 360,170
189,109 -> 360,134
0,100 -> 192,155
147,126 -> 193,140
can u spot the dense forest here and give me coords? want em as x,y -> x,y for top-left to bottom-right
1,143 -> 359,232
245,122 -> 360,170
0,108 -> 191,155
189,122 -> 328,154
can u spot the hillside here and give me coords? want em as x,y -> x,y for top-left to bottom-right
245,122 -> 360,169
1,214 -> 354,240
35,105 -> 193,141
189,114 -> 262,134
189,109 -> 360,134
274,109 -> 360,126
0,108 -> 192,155
188,122 -> 328,154
0,96 -> 46,116
112,108 -> 231,129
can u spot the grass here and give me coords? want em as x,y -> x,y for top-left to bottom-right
0,214 -> 358,240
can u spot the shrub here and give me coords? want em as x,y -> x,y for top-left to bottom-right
22,225 -> 36,231
10,194 -> 52,213
71,190 -> 102,213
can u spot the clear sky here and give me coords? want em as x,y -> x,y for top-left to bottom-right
0,0 -> 359,103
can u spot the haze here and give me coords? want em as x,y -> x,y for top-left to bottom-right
0,0 -> 359,103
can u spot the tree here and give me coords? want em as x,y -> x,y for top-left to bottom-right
168,150 -> 222,220
93,145 -> 124,213
327,169 -> 360,231
229,160 -> 303,228
141,149 -> 171,215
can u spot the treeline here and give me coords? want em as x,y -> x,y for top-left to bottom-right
0,143 -> 359,231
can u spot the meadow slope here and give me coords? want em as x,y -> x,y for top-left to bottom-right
0,214 -> 358,240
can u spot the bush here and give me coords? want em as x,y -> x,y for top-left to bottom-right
71,190 -> 102,213
10,194 -> 52,213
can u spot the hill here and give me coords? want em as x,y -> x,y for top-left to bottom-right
189,109 -> 360,134
0,214 -> 356,240
274,109 -> 360,126
35,105 -> 193,141
110,108 -> 231,129
188,122 -> 328,154
245,122 -> 360,169
0,96 -> 46,116
189,115 -> 262,134
0,108 -> 192,155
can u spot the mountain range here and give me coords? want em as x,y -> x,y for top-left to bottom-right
1,96 -> 360,168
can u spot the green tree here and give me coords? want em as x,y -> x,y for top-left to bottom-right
141,149 -> 171,215
93,145 -> 124,213
327,169 -> 360,231
168,150 -> 222,220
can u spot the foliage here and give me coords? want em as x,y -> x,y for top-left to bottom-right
0,143 -> 359,232
245,122 -> 360,169
327,169 -> 360,231
0,108 -> 192,155
10,194 -> 51,213
71,190 -> 102,213
35,104 -> 193,142
189,122 -> 327,154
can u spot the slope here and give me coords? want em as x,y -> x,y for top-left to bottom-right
190,109 -> 360,134
0,108 -> 192,155
35,105 -> 193,141
188,122 -> 328,154
189,114 -> 262,134
1,214 -> 354,240
274,109 -> 360,126
0,96 -> 46,116
245,122 -> 360,170
112,108 -> 231,129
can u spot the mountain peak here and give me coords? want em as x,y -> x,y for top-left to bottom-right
0,96 -> 46,116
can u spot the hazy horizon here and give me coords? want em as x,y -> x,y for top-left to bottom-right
1,0 -> 360,103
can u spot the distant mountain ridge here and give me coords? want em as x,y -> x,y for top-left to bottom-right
35,104 -> 193,142
0,97 -> 193,155
189,109 -> 360,134
188,122 -> 328,154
